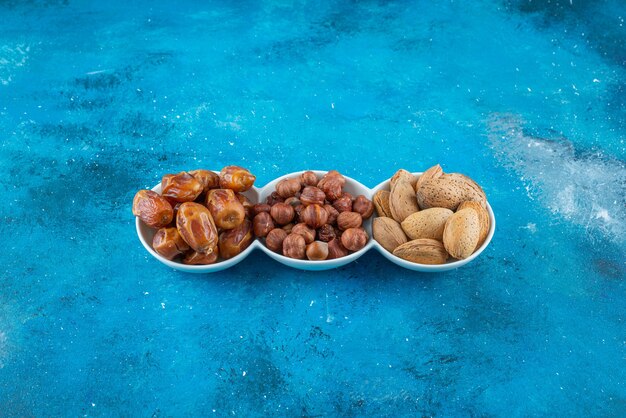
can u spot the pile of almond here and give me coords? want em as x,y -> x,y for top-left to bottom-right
373,165 -> 490,265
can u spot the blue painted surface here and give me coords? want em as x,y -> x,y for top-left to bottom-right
1,0 -> 625,416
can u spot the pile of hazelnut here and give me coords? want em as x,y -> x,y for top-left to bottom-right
132,166 -> 256,265
252,170 -> 373,260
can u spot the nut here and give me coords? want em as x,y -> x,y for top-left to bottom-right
389,179 -> 419,222
276,178 -> 302,198
161,172 -> 204,202
132,189 -> 173,228
317,224 -> 336,242
317,170 -> 345,201
337,211 -> 362,231
300,171 -> 318,186
183,247 -> 219,265
392,239 -> 448,264
352,195 -> 374,219
219,166 -> 256,192
270,202 -> 295,225
266,191 -> 284,205
188,169 -> 220,192
206,189 -> 246,230
323,204 -> 339,224
373,217 -> 408,253
300,186 -> 326,206
306,241 -> 329,261
176,202 -> 218,254
282,233 -> 306,259
291,223 -> 316,244
414,164 -> 443,193
253,212 -> 275,237
266,228 -> 288,252
417,173 -> 486,211
253,203 -> 271,216
327,238 -> 349,259
373,190 -> 392,218
152,227 -> 190,260
340,227 -> 368,251
218,219 -> 253,259
390,169 -> 417,190
301,204 -> 329,229
293,204 -> 304,223
442,208 -> 480,259
284,196 -> 301,207
332,195 -> 353,213
457,201 -> 490,251
401,208 -> 453,241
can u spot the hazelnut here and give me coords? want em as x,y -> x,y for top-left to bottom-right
265,228 -> 288,252
337,211 -> 362,230
341,227 -> 368,251
323,204 -> 339,224
270,202 -> 295,225
282,223 -> 294,234
283,233 -> 306,259
306,241 -> 329,261
353,195 -> 374,219
253,203 -> 271,216
300,186 -> 326,206
291,223 -> 316,244
317,224 -> 336,242
327,238 -> 349,259
317,171 -> 345,201
276,178 -> 302,198
285,196 -> 301,207
253,212 -> 274,237
332,195 -> 353,213
301,204 -> 329,229
341,192 -> 354,200
266,191 -> 284,205
293,204 -> 304,223
300,171 -> 318,186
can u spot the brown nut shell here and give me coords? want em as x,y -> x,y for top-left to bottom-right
373,190 -> 392,218
306,241 -> 329,261
414,164 -> 443,193
336,211 -> 363,231
442,208 -> 480,259
276,178 -> 302,198
133,190 -> 174,228
457,201 -> 490,251
389,179 -> 419,222
327,238 -> 349,259
219,166 -> 256,192
340,227 -> 368,252
176,202 -> 218,254
218,219 -> 253,259
352,195 -> 374,219
323,204 -> 339,225
152,227 -> 190,260
161,172 -> 204,203
401,208 -> 454,241
300,171 -> 318,187
189,169 -> 220,192
291,223 -> 316,244
253,203 -> 271,216
390,169 -> 417,190
332,195 -> 353,213
393,239 -> 448,265
283,233 -> 306,259
417,173 -> 486,211
253,212 -> 275,238
300,186 -> 326,206
270,202 -> 295,225
206,189 -> 246,230
373,217 -> 408,253
266,191 -> 284,205
317,171 -> 345,201
301,204 -> 329,229
265,228 -> 288,252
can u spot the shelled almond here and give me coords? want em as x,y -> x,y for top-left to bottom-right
373,165 -> 489,265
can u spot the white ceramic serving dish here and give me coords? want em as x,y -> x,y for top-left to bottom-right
136,171 -> 495,273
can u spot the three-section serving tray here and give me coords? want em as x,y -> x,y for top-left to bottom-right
136,171 -> 495,273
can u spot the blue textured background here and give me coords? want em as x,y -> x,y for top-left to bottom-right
1,0 -> 625,416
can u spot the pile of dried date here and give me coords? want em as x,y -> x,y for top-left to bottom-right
253,170 -> 373,260
132,166 -> 256,265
